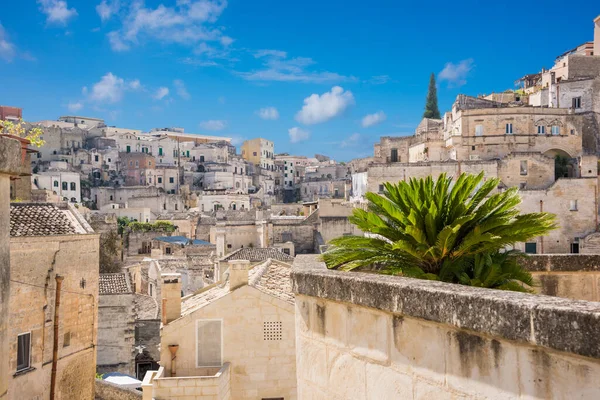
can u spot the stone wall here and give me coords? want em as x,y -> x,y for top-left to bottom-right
149,365 -> 231,400
9,234 -> 99,400
98,293 -> 135,375
520,254 -> 600,302
95,379 -> 142,400
292,255 -> 600,400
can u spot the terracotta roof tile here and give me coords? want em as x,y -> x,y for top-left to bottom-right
10,203 -> 81,237
222,247 -> 294,262
99,273 -> 131,295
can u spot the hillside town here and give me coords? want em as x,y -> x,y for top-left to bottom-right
2,10 -> 600,400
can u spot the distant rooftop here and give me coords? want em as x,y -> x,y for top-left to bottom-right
99,273 -> 131,295
154,235 -> 212,246
221,247 -> 295,262
10,203 -> 93,237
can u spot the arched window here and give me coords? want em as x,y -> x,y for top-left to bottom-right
70,182 -> 76,191
53,181 -> 58,187
62,182 -> 68,191
236,182 -> 240,189
71,197 -> 76,203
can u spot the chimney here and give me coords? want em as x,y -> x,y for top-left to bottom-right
161,273 -> 182,324
229,260 -> 250,290
215,223 -> 226,257
595,16 -> 600,57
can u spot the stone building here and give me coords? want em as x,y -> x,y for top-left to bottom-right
97,272 -> 160,380
8,202 -> 99,400
241,137 -> 275,171
143,258 -> 297,400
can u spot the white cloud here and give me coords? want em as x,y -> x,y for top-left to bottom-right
128,79 -> 141,90
254,49 -> 287,58
220,35 -> 233,46
96,0 -> 120,22
107,31 -> 130,51
361,111 -> 386,128
178,57 -> 218,67
85,72 -> 140,103
288,127 -> 310,143
439,59 -> 474,87
240,51 -> 353,84
369,75 -> 390,85
153,87 -> 169,100
37,0 -> 78,25
173,79 -> 190,99
295,86 -> 354,125
0,24 -> 15,62
89,73 -> 125,103
67,101 -> 83,112
200,120 -> 226,131
106,0 -> 229,52
257,107 -> 279,120
340,133 -> 361,147
230,135 -> 245,146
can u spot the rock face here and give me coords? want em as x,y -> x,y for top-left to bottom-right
291,254 -> 600,399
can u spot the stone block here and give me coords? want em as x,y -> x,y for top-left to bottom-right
445,331 -> 519,400
348,305 -> 390,363
296,337 -> 328,389
365,362 -> 412,400
414,379 -> 452,400
390,316 -> 446,384
327,349 -> 366,400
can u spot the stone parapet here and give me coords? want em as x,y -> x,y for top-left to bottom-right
292,254 -> 600,399
291,254 -> 600,359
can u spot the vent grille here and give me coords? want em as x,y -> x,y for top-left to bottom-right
263,321 -> 282,341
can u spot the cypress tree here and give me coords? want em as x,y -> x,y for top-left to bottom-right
423,73 -> 441,119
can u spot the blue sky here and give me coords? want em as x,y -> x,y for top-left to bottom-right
0,1 -> 598,160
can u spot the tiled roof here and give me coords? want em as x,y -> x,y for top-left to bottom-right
181,283 -> 230,316
134,294 -> 159,320
249,260 -> 294,304
222,247 -> 294,263
181,259 -> 294,316
10,203 -> 87,237
99,273 -> 131,295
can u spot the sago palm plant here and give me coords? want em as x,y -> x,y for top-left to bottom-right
322,172 -> 556,291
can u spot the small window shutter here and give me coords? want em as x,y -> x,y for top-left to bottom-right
197,320 -> 222,367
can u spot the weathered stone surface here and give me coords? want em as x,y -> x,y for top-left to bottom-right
0,137 -> 22,176
95,379 -> 142,400
521,254 -> 600,272
292,255 -> 600,359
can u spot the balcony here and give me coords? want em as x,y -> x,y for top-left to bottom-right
142,363 -> 231,400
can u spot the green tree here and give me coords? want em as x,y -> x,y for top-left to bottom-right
99,229 -> 121,273
322,172 -> 556,292
423,73 -> 441,119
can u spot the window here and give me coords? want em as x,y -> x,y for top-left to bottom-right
126,145 -> 131,153
149,283 -> 153,296
158,177 -> 163,183
54,181 -> 58,187
94,155 -> 99,162
70,197 -> 76,203
253,152 -> 257,156
571,242 -> 580,254
475,125 -> 483,136
169,177 -> 174,183
572,97 -> 582,109
175,204 -> 178,211
471,146 -> 476,151
571,129 -> 575,136
378,184 -> 384,193
551,125 -> 560,135
537,125 -> 545,135
109,195 -> 113,201
159,147 -> 163,156
520,161 -> 528,176
525,242 -> 537,254
390,148 -> 398,163
62,182 -> 68,191
197,320 -> 223,367
70,182 -> 76,191
570,200 -> 578,211
108,158 -> 111,162
17,333 -> 31,372
135,161 -> 139,167
505,123 -> 513,134
166,247 -> 172,254
283,248 -> 290,255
